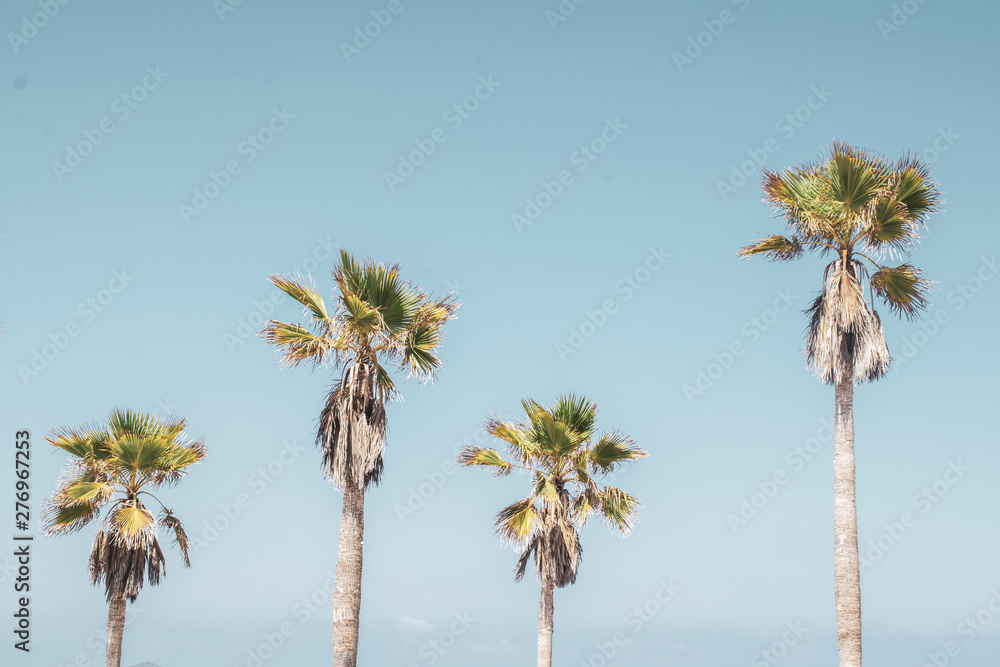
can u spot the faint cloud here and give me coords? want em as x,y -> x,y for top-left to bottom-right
395,615 -> 433,632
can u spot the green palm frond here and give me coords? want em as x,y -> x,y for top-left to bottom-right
550,394 -> 596,440
572,482 -> 602,525
870,263 -> 930,320
46,426 -> 101,460
360,262 -> 418,333
110,504 -> 157,550
495,498 -> 537,546
108,408 -> 159,440
402,322 -> 442,376
737,235 -> 804,261
762,168 -> 838,241
260,321 -> 335,367
866,198 -> 915,256
112,433 -> 165,473
343,293 -> 381,333
457,446 -> 511,476
893,157 -> 940,223
536,411 -> 578,458
64,480 -> 115,505
268,274 -> 329,321
589,432 -> 648,473
599,486 -> 641,535
43,499 -> 102,534
533,473 -> 559,501
821,142 -> 885,228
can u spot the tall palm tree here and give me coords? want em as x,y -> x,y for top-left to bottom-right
261,249 -> 457,667
458,394 -> 647,667
42,408 -> 206,667
738,141 -> 941,666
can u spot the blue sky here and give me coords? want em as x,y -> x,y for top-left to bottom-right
3,0 -> 1000,665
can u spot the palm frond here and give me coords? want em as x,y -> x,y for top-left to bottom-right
42,498 -> 102,535
550,394 -> 596,440
598,486 -> 641,535
894,156 -> 941,224
159,509 -> 192,568
870,264 -> 930,320
495,498 -> 537,546
268,274 -> 329,321
260,321 -> 335,367
589,432 -> 648,473
110,504 -> 157,550
456,446 -> 511,476
737,234 -> 804,261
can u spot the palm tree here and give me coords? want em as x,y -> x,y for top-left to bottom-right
458,394 -> 647,667
261,249 -> 457,667
42,408 -> 206,667
738,141 -> 941,666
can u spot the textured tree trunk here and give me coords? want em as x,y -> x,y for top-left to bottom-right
537,579 -> 554,667
104,591 -> 127,667
833,348 -> 862,666
332,481 -> 366,667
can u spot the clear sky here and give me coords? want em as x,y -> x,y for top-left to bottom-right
3,1 -> 1000,665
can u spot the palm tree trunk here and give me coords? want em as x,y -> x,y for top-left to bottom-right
537,579 -> 554,667
332,480 -> 366,667
104,591 -> 127,667
833,348 -> 862,666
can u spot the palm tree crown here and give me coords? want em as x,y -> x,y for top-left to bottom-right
42,408 -> 206,602
738,140 -> 941,383
459,394 -> 647,585
261,249 -> 458,490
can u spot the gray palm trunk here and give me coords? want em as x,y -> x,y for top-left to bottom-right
105,591 -> 127,667
833,346 -> 862,666
537,579 -> 554,667
332,480 -> 366,667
